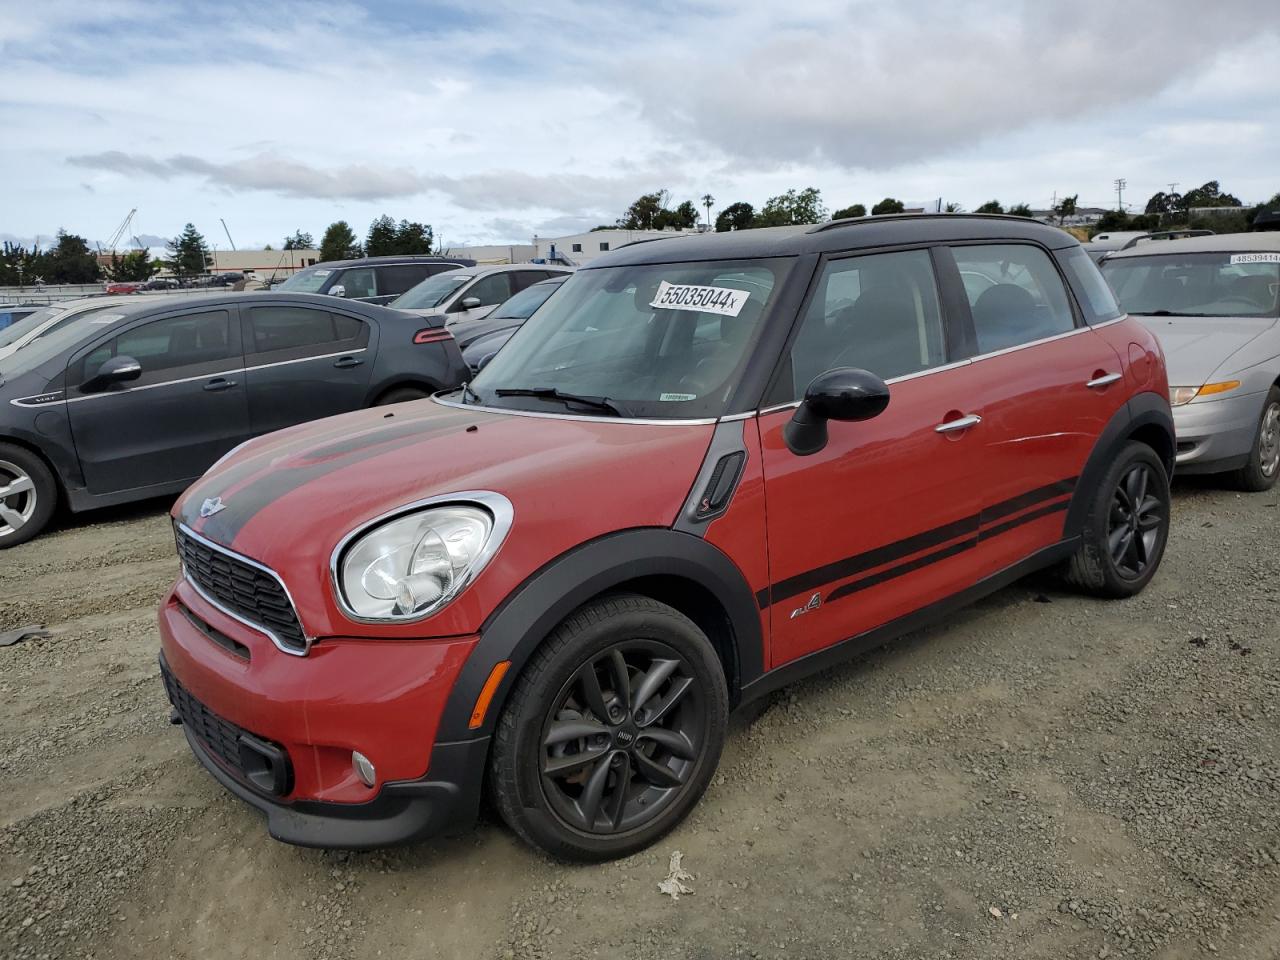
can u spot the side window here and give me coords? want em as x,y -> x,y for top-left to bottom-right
599,242 -> 610,252
466,273 -> 514,307
571,243 -> 583,253
1057,246 -> 1123,324
337,267 -> 376,299
247,306 -> 366,356
511,270 -> 548,293
952,244 -> 1076,353
77,311 -> 234,385
376,265 -> 431,296
784,249 -> 946,399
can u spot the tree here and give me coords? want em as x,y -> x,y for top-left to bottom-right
44,231 -> 101,283
831,204 -> 866,219
715,202 -> 755,232
871,197 -> 905,215
943,202 -> 965,213
319,221 -> 362,262
393,219 -> 434,254
166,223 -> 210,279
701,194 -> 715,229
283,230 -> 315,250
365,215 -> 399,257
1093,210 -> 1132,234
618,191 -> 668,230
1007,203 -> 1035,218
656,200 -> 699,231
106,248 -> 156,282
1144,191 -> 1181,216
756,187 -> 827,227
975,200 -> 1005,214
1179,180 -> 1242,213
1051,194 -> 1079,225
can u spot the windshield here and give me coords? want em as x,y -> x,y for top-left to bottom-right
276,267 -> 334,293
0,306 -> 133,374
0,306 -> 66,348
468,258 -> 790,419
1102,252 -> 1280,318
491,280 -> 563,319
391,271 -> 470,310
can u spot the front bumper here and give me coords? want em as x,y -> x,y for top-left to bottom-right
1172,392 -> 1262,474
159,579 -> 488,848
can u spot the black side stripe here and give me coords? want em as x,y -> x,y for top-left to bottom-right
759,477 -> 1077,609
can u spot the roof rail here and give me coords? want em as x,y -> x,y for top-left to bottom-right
806,212 -> 1037,235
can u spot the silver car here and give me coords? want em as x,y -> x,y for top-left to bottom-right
1102,233 -> 1280,490
388,263 -> 572,323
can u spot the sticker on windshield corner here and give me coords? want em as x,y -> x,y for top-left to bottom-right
89,314 -> 126,324
1230,253 -> 1280,265
660,392 -> 697,402
650,281 -> 749,317
313,269 -> 331,276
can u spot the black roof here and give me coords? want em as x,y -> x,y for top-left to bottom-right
305,254 -> 476,269
588,214 -> 1079,268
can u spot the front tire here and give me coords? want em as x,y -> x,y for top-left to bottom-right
1063,441 -> 1170,598
490,593 -> 728,862
1231,386 -> 1280,492
0,443 -> 57,549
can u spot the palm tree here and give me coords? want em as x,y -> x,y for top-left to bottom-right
701,194 -> 715,229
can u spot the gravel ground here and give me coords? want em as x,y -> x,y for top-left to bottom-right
1,479 -> 1278,960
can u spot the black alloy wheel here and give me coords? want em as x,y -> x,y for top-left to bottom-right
490,594 -> 728,861
1063,440 -> 1170,598
1107,461 -> 1165,579
540,640 -> 705,835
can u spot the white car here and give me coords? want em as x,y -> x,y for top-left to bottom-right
389,264 -> 572,323
0,296 -> 151,362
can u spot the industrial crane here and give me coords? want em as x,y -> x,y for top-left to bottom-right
102,208 -> 137,253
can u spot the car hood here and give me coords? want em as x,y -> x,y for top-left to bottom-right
174,398 -> 716,636
1134,315 -> 1276,385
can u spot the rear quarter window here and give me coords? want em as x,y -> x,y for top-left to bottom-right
1058,246 -> 1123,323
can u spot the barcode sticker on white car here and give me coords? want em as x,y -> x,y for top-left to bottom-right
650,282 -> 749,317
89,314 -> 126,324
1230,253 -> 1280,264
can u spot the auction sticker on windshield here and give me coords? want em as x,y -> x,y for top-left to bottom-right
1230,253 -> 1280,265
651,282 -> 749,317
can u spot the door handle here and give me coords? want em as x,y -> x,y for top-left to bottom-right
935,414 -> 982,434
1086,372 -> 1123,389
333,357 -> 364,369
204,378 -> 237,392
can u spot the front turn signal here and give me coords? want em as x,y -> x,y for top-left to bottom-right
1171,381 -> 1241,405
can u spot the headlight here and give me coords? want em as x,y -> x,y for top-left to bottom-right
1171,380 -> 1241,406
335,493 -> 512,621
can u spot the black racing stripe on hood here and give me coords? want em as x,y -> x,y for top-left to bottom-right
186,408 -> 475,544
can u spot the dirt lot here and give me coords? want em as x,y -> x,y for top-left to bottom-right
2,479 -> 1279,960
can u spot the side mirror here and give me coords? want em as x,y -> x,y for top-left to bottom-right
784,367 -> 890,456
460,296 -> 482,310
330,284 -> 347,298
84,355 -> 143,393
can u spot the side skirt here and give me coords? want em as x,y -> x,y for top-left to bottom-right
736,537 -> 1079,707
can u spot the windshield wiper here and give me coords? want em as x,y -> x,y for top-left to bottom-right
460,382 -> 481,405
493,386 -> 626,416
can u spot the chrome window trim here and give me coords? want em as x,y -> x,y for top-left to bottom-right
757,358 -> 976,415
430,394 -> 721,426
176,522 -> 312,657
12,348 -> 369,407
965,322 -> 1092,363
329,490 -> 514,625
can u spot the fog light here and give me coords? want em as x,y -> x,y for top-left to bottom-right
352,751 -> 376,787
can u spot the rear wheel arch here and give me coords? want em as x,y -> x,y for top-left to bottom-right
0,435 -> 66,505
435,529 -> 762,744
1065,392 -> 1174,540
369,379 -> 440,406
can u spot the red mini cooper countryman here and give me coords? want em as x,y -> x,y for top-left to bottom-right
159,215 -> 1173,861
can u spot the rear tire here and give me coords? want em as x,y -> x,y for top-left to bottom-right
374,387 -> 429,406
489,593 -> 728,862
1231,386 -> 1280,492
0,443 -> 57,549
1063,441 -> 1170,598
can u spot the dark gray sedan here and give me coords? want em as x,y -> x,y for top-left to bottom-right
0,292 -> 468,546
1102,233 -> 1280,489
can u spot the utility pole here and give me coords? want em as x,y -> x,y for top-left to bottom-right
1114,178 -> 1126,211
1168,182 -> 1179,196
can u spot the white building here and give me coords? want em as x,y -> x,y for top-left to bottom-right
446,228 -> 697,266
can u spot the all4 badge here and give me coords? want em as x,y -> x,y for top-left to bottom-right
790,592 -> 822,619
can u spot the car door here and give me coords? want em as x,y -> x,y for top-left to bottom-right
947,242 -> 1129,575
241,303 -> 376,435
758,247 -> 988,669
448,272 -> 515,323
66,308 -> 250,495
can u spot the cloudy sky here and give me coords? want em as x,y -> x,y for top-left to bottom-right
3,0 -> 1279,251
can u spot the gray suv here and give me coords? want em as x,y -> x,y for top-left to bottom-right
274,255 -> 477,305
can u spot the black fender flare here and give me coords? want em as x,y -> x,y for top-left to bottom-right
434,527 -> 764,742
1064,391 -> 1174,538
